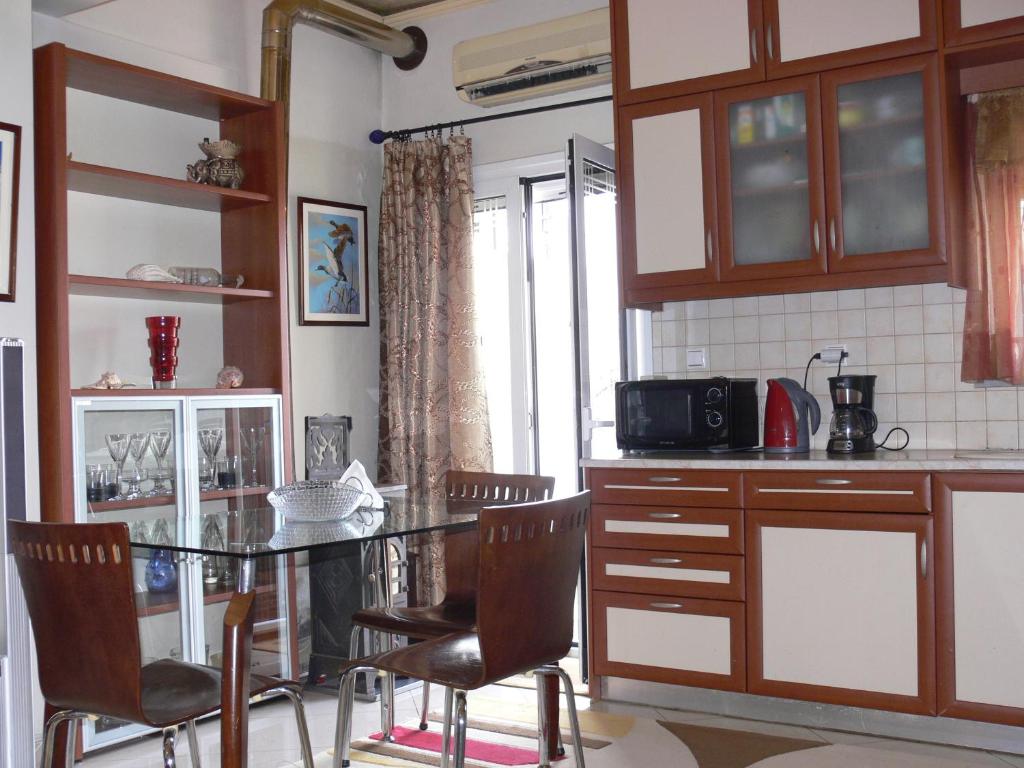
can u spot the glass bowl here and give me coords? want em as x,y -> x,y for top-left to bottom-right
266,480 -> 370,522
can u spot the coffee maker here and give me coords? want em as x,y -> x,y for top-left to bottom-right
827,375 -> 878,454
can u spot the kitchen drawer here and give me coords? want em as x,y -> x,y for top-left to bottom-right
744,471 -> 930,513
589,468 -> 742,508
592,504 -> 743,554
592,547 -> 744,601
592,590 -> 745,691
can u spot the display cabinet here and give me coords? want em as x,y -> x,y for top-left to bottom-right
71,394 -> 292,751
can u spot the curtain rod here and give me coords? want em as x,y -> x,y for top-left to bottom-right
368,94 -> 613,144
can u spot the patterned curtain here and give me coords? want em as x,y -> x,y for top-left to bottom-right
962,89 -> 1024,384
376,135 -> 493,603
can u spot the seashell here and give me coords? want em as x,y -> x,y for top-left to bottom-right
83,371 -> 138,389
216,366 -> 244,389
127,264 -> 182,283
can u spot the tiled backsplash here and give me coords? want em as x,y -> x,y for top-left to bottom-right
650,283 -> 1024,450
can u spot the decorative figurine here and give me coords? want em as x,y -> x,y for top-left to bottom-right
186,138 -> 244,189
126,264 -> 182,283
168,266 -> 244,288
216,365 -> 244,389
83,371 -> 137,389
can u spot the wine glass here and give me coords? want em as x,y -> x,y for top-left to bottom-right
148,429 -> 173,497
198,428 -> 223,491
104,433 -> 130,501
239,426 -> 266,488
123,432 -> 151,500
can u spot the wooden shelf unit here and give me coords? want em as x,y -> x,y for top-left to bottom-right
88,485 -> 273,513
136,582 -> 275,619
34,42 -> 294,524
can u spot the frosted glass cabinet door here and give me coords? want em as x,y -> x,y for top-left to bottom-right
619,93 -> 717,293
822,56 -> 944,273
945,0 -> 1024,46
716,76 -> 827,281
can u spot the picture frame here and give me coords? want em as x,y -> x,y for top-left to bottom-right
297,197 -> 369,326
0,121 -> 21,303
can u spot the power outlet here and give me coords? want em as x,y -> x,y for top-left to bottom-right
820,344 -> 847,364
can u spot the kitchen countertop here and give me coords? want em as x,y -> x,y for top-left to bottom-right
582,449 -> 1024,471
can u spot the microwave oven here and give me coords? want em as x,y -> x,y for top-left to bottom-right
615,377 -> 759,451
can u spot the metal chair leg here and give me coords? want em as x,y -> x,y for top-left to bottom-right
185,720 -> 201,767
420,680 -> 430,730
334,665 -> 375,768
440,687 -> 454,768
536,675 -> 551,768
41,711 -> 78,768
269,685 -> 315,768
64,715 -> 77,768
452,690 -> 468,768
161,725 -> 178,768
348,624 -> 361,659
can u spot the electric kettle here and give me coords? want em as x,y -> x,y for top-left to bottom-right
764,377 -> 820,453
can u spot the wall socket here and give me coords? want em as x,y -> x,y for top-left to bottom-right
820,344 -> 848,364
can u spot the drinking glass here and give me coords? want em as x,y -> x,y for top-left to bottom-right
198,428 -> 224,491
239,426 -> 266,488
216,456 -> 240,489
123,432 -> 151,500
148,429 -> 173,496
104,433 -> 130,500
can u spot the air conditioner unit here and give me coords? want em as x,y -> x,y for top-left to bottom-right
453,8 -> 611,108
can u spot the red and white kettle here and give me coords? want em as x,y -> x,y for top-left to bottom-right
764,378 -> 820,453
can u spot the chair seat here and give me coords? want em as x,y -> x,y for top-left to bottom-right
139,658 -> 288,727
348,632 -> 487,691
351,600 -> 475,639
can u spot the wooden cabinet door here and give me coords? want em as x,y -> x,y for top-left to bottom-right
715,76 -> 827,282
612,0 -> 765,105
821,55 -> 945,274
944,0 -> 1024,47
593,590 -> 746,691
764,0 -> 936,78
935,473 -> 1024,726
747,509 -> 935,715
618,94 -> 718,292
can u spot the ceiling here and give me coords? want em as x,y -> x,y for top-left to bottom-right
32,0 -> 457,18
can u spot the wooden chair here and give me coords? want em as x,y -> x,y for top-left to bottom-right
10,521 -> 314,768
348,471 -> 555,733
334,491 -> 590,768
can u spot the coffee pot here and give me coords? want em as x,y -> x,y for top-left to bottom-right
827,375 -> 878,454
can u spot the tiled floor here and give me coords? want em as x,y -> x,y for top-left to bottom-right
77,683 -> 1024,767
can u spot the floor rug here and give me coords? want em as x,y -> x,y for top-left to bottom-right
657,721 -> 821,768
365,725 -> 542,766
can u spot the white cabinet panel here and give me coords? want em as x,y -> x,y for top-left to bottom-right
606,606 -> 732,674
760,526 -> 919,696
627,0 -> 752,89
961,0 -> 1024,27
605,519 -> 729,537
951,491 -> 1024,708
605,562 -> 732,583
777,0 -> 921,62
632,110 -> 707,274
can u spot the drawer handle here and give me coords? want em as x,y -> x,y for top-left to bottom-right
815,478 -> 853,485
648,476 -> 682,483
650,557 -> 682,564
650,602 -> 683,610
648,512 -> 682,519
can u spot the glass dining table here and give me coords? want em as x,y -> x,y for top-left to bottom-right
124,492 -> 480,768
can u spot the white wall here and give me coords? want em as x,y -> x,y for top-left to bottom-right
382,0 -> 613,166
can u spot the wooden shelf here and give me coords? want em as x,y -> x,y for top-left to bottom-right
67,161 -> 272,212
89,485 -> 272,513
69,275 -> 274,303
136,582 -> 275,618
72,388 -> 279,398
64,46 -> 271,121
843,165 -> 926,183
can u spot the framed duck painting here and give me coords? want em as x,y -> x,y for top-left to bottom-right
297,197 -> 369,326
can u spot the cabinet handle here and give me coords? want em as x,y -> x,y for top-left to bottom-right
650,602 -> 683,610
750,28 -> 758,64
650,557 -> 682,564
813,220 -> 820,255
649,512 -> 682,519
815,478 -> 852,486
920,540 -> 928,578
767,22 -> 774,60
706,229 -> 713,263
648,476 -> 681,483
829,217 -> 837,251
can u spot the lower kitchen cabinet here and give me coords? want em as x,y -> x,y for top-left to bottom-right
592,590 -> 746,692
936,474 -> 1024,725
746,509 -> 935,715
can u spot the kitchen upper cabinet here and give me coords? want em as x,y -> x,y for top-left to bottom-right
821,55 -> 945,273
935,474 -> 1024,726
746,509 -> 936,715
611,0 -> 765,105
944,0 -> 1024,47
765,0 -> 937,78
619,94 -> 718,290
715,76 -> 827,281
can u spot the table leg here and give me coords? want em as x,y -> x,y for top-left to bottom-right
221,560 -> 256,768
378,538 -> 396,741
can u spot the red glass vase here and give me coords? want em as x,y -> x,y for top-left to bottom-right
146,316 -> 180,389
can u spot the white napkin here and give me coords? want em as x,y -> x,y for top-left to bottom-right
338,460 -> 384,509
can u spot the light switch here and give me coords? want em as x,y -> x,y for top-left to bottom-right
686,347 -> 707,370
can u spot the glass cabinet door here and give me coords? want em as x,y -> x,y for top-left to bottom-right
187,397 -> 294,680
822,55 -> 942,273
716,75 -> 827,281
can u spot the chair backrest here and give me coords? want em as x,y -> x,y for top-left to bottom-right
10,521 -> 146,722
445,470 -> 555,506
474,491 -> 589,683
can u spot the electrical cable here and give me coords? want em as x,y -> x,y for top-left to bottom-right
876,426 -> 911,451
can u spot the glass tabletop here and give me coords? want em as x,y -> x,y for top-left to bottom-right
124,494 -> 479,559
